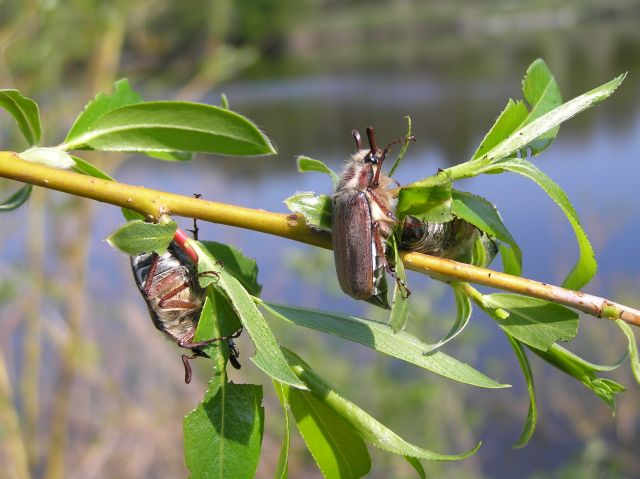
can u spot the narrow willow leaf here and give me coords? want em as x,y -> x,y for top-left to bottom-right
397,173 -> 453,221
287,385 -> 371,478
297,156 -> 339,189
0,89 -> 41,145
477,73 -> 625,164
403,456 -> 426,479
504,334 -> 537,448
388,115 -> 413,177
498,243 -> 521,276
283,349 -> 482,461
273,382 -> 291,479
615,320 -> 640,384
485,157 -> 596,290
193,289 -> 242,363
184,380 -> 264,479
284,192 -> 332,230
71,156 -> 144,220
190,242 -> 306,389
450,190 -> 522,275
61,102 -> 276,156
18,147 -> 74,169
106,220 -> 177,255
145,150 -> 194,161
64,78 -> 142,143
484,294 -> 578,351
201,241 -> 262,296
472,59 -> 561,159
388,235 -> 410,333
260,301 -> 507,389
529,343 -> 625,410
0,184 -> 32,212
424,283 -> 472,352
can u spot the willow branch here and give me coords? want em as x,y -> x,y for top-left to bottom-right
1,151 -> 639,327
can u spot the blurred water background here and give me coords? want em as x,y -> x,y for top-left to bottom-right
1,1 -> 640,478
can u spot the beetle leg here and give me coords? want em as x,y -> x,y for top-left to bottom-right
187,194 -> 203,240
367,187 -> 398,221
178,327 -> 243,349
142,253 -> 161,297
228,338 -> 242,369
372,222 -> 411,299
181,352 -> 200,384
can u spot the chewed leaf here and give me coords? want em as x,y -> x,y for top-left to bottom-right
284,192 -> 332,230
297,156 -> 339,189
424,283 -> 472,352
283,348 -> 482,461
106,220 -> 177,255
61,101 -> 276,156
451,190 -> 522,275
0,89 -> 41,145
0,184 -> 32,212
484,294 -> 579,351
260,301 -> 508,389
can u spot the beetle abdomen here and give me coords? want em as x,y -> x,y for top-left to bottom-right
332,189 -> 375,299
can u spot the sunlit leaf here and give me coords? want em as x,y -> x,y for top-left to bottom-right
0,89 -> 41,145
388,235 -> 410,333
424,283 -> 472,352
297,156 -> 339,189
106,219 -> 177,255
61,102 -> 276,156
284,192 -> 332,230
286,384 -> 371,478
260,301 -> 507,389
615,320 -> 640,384
18,147 -> 74,169
0,184 -> 32,212
404,456 -> 426,479
273,381 -> 291,479
450,190 -> 522,275
201,241 -> 261,296
283,349 -> 482,461
529,343 -> 625,410
397,173 -> 453,222
483,157 -> 596,290
190,242 -> 306,389
184,379 -> 264,479
65,78 -> 142,143
504,334 -> 537,448
484,294 -> 578,351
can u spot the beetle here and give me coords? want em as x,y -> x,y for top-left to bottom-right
332,127 -> 413,306
131,230 -> 241,384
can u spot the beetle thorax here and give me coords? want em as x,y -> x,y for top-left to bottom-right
337,150 -> 375,190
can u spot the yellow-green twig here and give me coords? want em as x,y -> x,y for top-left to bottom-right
1,151 -> 638,328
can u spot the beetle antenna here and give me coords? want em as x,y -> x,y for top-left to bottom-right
382,135 -> 416,158
365,127 -> 378,156
352,129 -> 362,151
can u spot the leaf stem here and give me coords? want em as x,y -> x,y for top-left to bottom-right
1,151 -> 638,328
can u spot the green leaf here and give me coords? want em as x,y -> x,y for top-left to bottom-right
184,380 -> 264,479
61,102 -> 276,156
615,320 -> 640,384
64,78 -> 143,143
472,59 -> 561,159
450,190 -> 522,276
397,173 -> 453,221
484,157 -> 596,290
193,290 -> 242,363
529,343 -> 625,410
71,156 -> 144,221
0,184 -> 32,212
504,334 -> 537,448
273,382 -> 291,479
286,384 -> 371,478
106,219 -> 177,255
190,242 -> 306,389
284,349 -> 482,461
18,147 -> 74,169
388,235 -> 410,333
296,156 -> 339,189
260,301 -> 507,389
0,89 -> 41,145
284,192 -> 332,230
403,456 -> 426,479
220,93 -> 229,110
201,241 -> 262,296
144,150 -> 194,161
424,283 -> 472,352
475,72 -> 625,164
484,294 -> 579,351
388,115 -> 413,177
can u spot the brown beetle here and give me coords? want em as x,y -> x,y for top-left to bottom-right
332,127 -> 413,306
